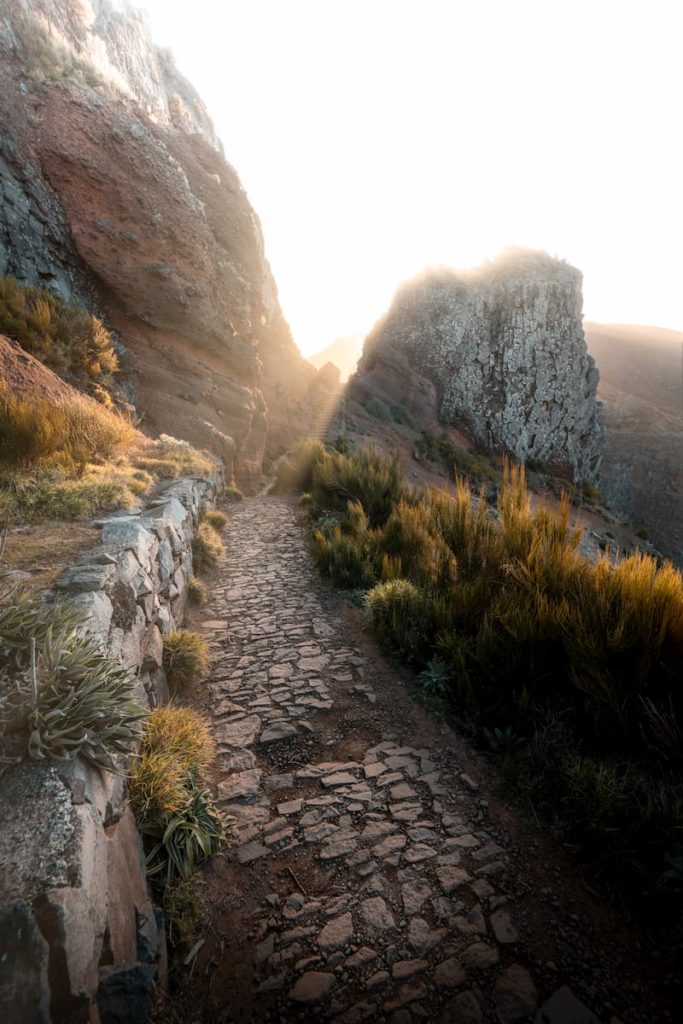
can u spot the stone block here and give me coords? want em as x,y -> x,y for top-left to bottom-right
69,590 -> 114,646
105,808 -> 153,965
97,962 -> 157,1024
101,518 -> 158,568
0,900 -> 50,1023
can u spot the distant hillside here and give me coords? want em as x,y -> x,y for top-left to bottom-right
308,335 -> 363,381
584,322 -> 682,562
585,322 -> 681,413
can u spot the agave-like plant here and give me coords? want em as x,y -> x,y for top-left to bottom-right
0,570 -> 81,669
25,628 -> 147,770
141,784 -> 225,885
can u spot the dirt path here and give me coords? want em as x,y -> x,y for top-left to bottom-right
173,497 -> 673,1024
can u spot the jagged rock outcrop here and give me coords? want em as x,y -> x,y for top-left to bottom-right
357,249 -> 605,481
0,0 -> 314,486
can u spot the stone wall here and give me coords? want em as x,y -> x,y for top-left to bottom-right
0,471 -> 222,1023
358,249 -> 605,482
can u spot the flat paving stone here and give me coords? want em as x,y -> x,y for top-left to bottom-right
317,912 -> 353,951
288,971 -> 336,1003
260,721 -> 298,743
361,896 -> 396,935
217,769 -> 261,802
435,957 -> 467,989
236,841 -> 270,864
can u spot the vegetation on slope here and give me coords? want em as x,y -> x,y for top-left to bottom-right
287,441 -> 683,936
0,277 -> 118,387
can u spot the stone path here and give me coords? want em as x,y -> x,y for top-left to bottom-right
184,497 -> 667,1024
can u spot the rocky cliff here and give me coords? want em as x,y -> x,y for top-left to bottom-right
0,0 -> 315,485
357,249 -> 605,482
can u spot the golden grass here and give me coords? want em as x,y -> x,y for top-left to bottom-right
0,276 -> 117,383
144,705 -> 215,776
203,509 -> 228,533
163,630 -> 210,690
186,575 -> 208,606
192,521 -> 224,573
0,384 -> 137,469
130,705 -> 215,820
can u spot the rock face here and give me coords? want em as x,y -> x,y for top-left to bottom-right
358,250 -> 605,482
0,0 -> 314,486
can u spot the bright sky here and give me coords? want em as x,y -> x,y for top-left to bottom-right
138,0 -> 681,356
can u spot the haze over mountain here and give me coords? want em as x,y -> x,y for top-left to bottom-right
310,318 -> 682,561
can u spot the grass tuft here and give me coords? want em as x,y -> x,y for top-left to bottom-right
130,706 -> 224,886
0,276 -> 117,385
186,575 -> 207,606
203,509 -> 228,533
162,630 -> 210,690
192,521 -> 224,573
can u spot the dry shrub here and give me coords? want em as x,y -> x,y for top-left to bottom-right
192,521 -> 224,573
0,276 -> 117,384
186,575 -> 207,606
162,630 -> 210,689
271,439 -> 326,493
0,385 -> 136,469
203,509 -> 228,533
305,444 -> 683,931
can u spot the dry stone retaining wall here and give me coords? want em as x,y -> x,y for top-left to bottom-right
0,470 -> 222,1023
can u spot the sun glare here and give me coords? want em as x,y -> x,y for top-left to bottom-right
138,0 -> 682,355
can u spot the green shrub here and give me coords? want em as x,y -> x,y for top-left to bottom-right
418,431 -> 497,484
186,575 -> 207,606
271,439 -> 326,493
163,877 -> 204,955
203,509 -> 228,533
313,501 -> 377,590
191,521 -> 224,573
0,276 -> 117,385
365,578 -> 449,665
310,446 -> 405,527
364,396 -> 392,421
304,444 -> 683,935
332,434 -> 350,455
162,630 -> 210,690
225,485 -> 244,502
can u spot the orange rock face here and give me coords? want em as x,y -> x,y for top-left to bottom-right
0,0 -> 314,486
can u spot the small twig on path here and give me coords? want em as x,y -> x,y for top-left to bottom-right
184,937 -> 205,970
287,866 -> 307,896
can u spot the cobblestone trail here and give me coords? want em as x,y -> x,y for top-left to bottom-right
190,497 -> 656,1024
